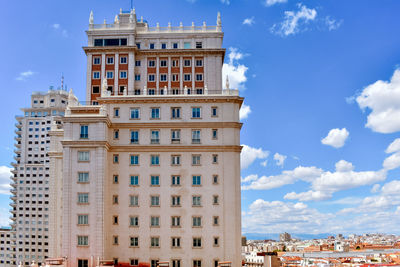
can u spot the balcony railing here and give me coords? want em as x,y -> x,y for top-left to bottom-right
99,87 -> 239,97
151,139 -> 160,144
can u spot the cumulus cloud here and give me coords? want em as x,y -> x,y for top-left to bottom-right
0,166 -> 12,195
16,70 -> 36,81
240,104 -> 251,120
383,138 -> 400,170
243,17 -> 255,26
241,145 -> 269,169
386,138 -> 400,153
273,153 -> 287,167
284,190 -> 332,202
222,47 -> 249,90
260,160 -> 268,167
264,0 -> 287,6
321,128 -> 349,148
371,184 -> 381,193
271,3 -> 317,36
356,68 -> 400,133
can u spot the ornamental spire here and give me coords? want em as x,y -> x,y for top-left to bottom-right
89,11 -> 94,24
217,12 -> 221,26
225,75 -> 230,89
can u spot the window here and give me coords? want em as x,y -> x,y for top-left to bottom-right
151,175 -> 160,186
113,215 -> 118,225
130,108 -> 140,119
120,71 -> 127,79
113,130 -> 119,139
114,108 -> 119,117
135,74 -> 141,81
172,60 -> 179,67
171,74 -> 179,82
193,238 -> 202,248
130,216 -> 139,227
78,172 -> 89,183
192,130 -> 201,144
148,74 -> 155,82
171,108 -> 181,119
192,154 -> 201,165
212,154 -> 218,164
192,216 -> 201,227
93,71 -> 100,79
196,42 -> 203,49
151,196 -> 160,206
80,125 -> 88,139
149,43 -> 155,49
160,74 -> 167,81
171,155 -> 181,165
130,130 -> 139,144
173,43 -> 179,49
92,86 -> 100,94
151,130 -> 160,144
150,216 -> 160,227
184,59 -> 191,66
192,196 -> 201,206
93,57 -> 101,64
171,196 -> 181,206
78,151 -> 89,161
160,60 -> 167,67
214,237 -> 219,246
78,259 -> 89,267
196,60 -> 203,67
130,175 -> 139,186
184,74 -> 191,81
192,175 -> 201,186
107,57 -> 114,64
77,236 -> 88,246
213,175 -> 219,184
113,195 -> 119,204
130,259 -> 139,266
184,42 -> 191,49
148,60 -> 156,67
120,57 -> 127,64
136,43 -> 141,49
161,43 -> 167,49
213,216 -> 219,226
130,236 -> 139,247
171,175 -> 181,186
213,195 -> 219,205
151,108 -> 160,119
172,237 -> 181,248
113,175 -> 119,184
130,155 -> 139,165
212,129 -> 218,140
151,237 -> 159,247
151,155 -> 160,165
191,107 -> 201,118
135,60 -> 141,66
211,107 -> 218,117
171,216 -> 181,227
113,154 -> 119,164
113,236 -> 119,245
77,215 -> 88,225
130,195 -> 139,206
170,130 -> 181,144
106,71 -> 114,79
196,74 -> 203,81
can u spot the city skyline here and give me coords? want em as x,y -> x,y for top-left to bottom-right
1,0 -> 400,236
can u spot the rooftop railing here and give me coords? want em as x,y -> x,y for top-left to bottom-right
89,23 -> 221,33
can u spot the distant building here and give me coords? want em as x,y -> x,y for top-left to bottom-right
280,233 -> 291,242
242,236 -> 247,246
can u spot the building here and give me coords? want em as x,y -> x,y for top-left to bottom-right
7,90 -> 70,266
0,228 -> 15,266
49,8 -> 243,267
279,233 -> 291,242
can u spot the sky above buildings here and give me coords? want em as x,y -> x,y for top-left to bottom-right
1,0 -> 400,236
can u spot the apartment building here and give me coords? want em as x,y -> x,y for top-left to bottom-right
49,9 -> 243,267
0,228 -> 14,266
7,90 -> 70,266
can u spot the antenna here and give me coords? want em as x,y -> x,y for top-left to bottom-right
61,73 -> 64,90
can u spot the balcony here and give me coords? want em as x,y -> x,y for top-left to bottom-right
14,149 -> 21,154
9,209 -> 16,214
10,203 -> 16,208
10,195 -> 16,201
10,216 -> 16,221
10,183 -> 17,188
14,136 -> 21,141
151,139 -> 160,144
14,129 -> 21,135
11,176 -> 17,182
14,142 -> 21,148
10,189 -> 17,194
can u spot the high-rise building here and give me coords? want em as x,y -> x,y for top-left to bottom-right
7,90 -> 71,266
279,233 -> 291,242
49,9 -> 243,267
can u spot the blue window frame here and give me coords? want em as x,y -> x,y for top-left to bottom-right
151,175 -> 160,186
130,175 -> 139,186
131,131 -> 139,144
192,175 -> 201,185
80,125 -> 88,139
130,155 -> 139,165
151,155 -> 160,165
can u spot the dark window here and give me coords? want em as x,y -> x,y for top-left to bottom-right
120,38 -> 127,45
94,39 -> 103,46
78,259 -> 88,267
105,39 -> 119,46
92,86 -> 100,94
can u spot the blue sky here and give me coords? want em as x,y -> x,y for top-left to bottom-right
1,0 -> 400,235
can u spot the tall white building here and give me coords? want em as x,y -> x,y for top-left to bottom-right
49,8 -> 243,267
7,90 -> 70,266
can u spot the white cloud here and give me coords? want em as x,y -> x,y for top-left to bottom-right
325,16 -> 343,31
0,207 -> 10,227
264,0 -> 287,6
284,190 -> 332,202
52,23 -> 60,29
243,17 -> 255,26
260,160 -> 268,167
335,159 -> 354,172
241,174 -> 259,183
16,70 -> 35,81
240,104 -> 251,120
273,153 -> 287,167
356,68 -> 400,133
321,128 -> 349,148
386,138 -> 400,154
221,0 -> 230,4
52,23 -> 68,37
241,145 -> 269,169
371,184 -> 381,193
383,152 -> 400,170
0,166 -> 12,195
222,47 -> 248,90
271,3 -> 317,36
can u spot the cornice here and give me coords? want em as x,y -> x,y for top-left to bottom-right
110,122 -> 243,129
